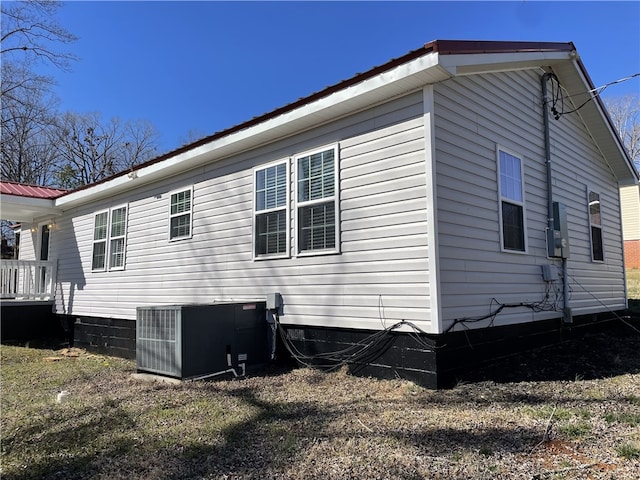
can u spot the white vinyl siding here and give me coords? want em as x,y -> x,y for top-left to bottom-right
588,190 -> 604,262
434,69 -> 626,329
620,185 -> 640,241
91,206 -> 128,272
295,146 -> 339,255
254,161 -> 288,257
48,68 -> 628,333
52,92 -> 431,331
169,188 -> 192,241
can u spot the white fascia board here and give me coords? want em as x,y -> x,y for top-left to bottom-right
0,194 -> 60,223
56,52 -> 452,210
440,51 -> 572,76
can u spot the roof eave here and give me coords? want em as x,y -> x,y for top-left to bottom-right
0,194 -> 61,223
56,52 -> 453,209
439,50 -> 573,76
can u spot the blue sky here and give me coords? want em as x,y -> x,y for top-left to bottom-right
43,1 -> 640,154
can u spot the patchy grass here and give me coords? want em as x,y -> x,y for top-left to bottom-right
627,268 -> 640,300
616,442 -> 640,461
2,321 -> 640,480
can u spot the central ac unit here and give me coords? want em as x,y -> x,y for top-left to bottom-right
136,302 -> 268,379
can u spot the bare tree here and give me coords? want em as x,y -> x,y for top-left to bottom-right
51,112 -> 160,189
1,62 -> 59,185
604,94 -> 640,173
1,0 -> 76,185
1,0 -> 77,69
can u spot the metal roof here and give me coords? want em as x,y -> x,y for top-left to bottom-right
0,181 -> 67,199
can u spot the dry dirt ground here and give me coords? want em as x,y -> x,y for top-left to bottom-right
1,317 -> 640,480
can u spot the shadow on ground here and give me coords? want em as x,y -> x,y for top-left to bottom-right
454,315 -> 640,385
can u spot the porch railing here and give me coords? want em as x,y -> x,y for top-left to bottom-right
0,260 -> 56,301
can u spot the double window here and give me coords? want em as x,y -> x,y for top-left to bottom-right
92,205 -> 128,271
497,148 -> 527,252
253,145 -> 339,258
169,187 -> 193,241
588,190 -> 604,261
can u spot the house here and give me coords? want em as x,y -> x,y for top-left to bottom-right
621,185 -> 640,269
2,40 -> 638,387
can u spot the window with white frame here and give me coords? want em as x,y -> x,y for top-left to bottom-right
169,188 -> 193,240
497,148 -> 526,252
588,190 -> 604,261
92,211 -> 108,270
109,207 -> 127,269
254,162 -> 288,257
296,146 -> 338,253
91,206 -> 128,271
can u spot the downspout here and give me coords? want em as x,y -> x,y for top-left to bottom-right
541,73 -> 555,237
541,73 -> 572,324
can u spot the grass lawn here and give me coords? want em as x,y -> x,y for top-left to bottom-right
2,321 -> 640,480
627,268 -> 640,300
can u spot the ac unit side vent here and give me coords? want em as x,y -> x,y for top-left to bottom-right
136,306 -> 181,377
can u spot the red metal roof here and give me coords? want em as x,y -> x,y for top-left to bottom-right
0,181 -> 68,199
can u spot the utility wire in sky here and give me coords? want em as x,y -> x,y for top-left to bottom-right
551,72 -> 640,118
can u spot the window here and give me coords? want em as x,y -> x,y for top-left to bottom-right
296,146 -> 339,254
588,190 -> 604,261
109,207 -> 127,269
92,211 -> 108,270
92,206 -> 128,271
254,162 -> 288,257
497,148 -> 526,252
170,188 -> 192,240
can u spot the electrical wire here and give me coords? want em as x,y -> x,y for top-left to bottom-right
578,72 -> 640,96
274,314 -> 438,372
548,72 -> 640,119
445,285 -> 562,334
569,273 -> 640,335
274,269 -> 637,370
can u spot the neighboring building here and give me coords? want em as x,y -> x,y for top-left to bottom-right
621,185 -> 640,268
2,40 -> 638,387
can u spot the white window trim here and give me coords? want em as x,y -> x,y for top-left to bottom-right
108,205 -> 128,271
253,159 -> 290,260
91,205 -> 128,272
91,209 -> 109,272
587,188 -> 605,263
168,186 -> 194,242
294,144 -> 340,257
496,146 -> 528,254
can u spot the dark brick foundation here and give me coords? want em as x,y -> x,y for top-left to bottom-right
280,312 -> 632,389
